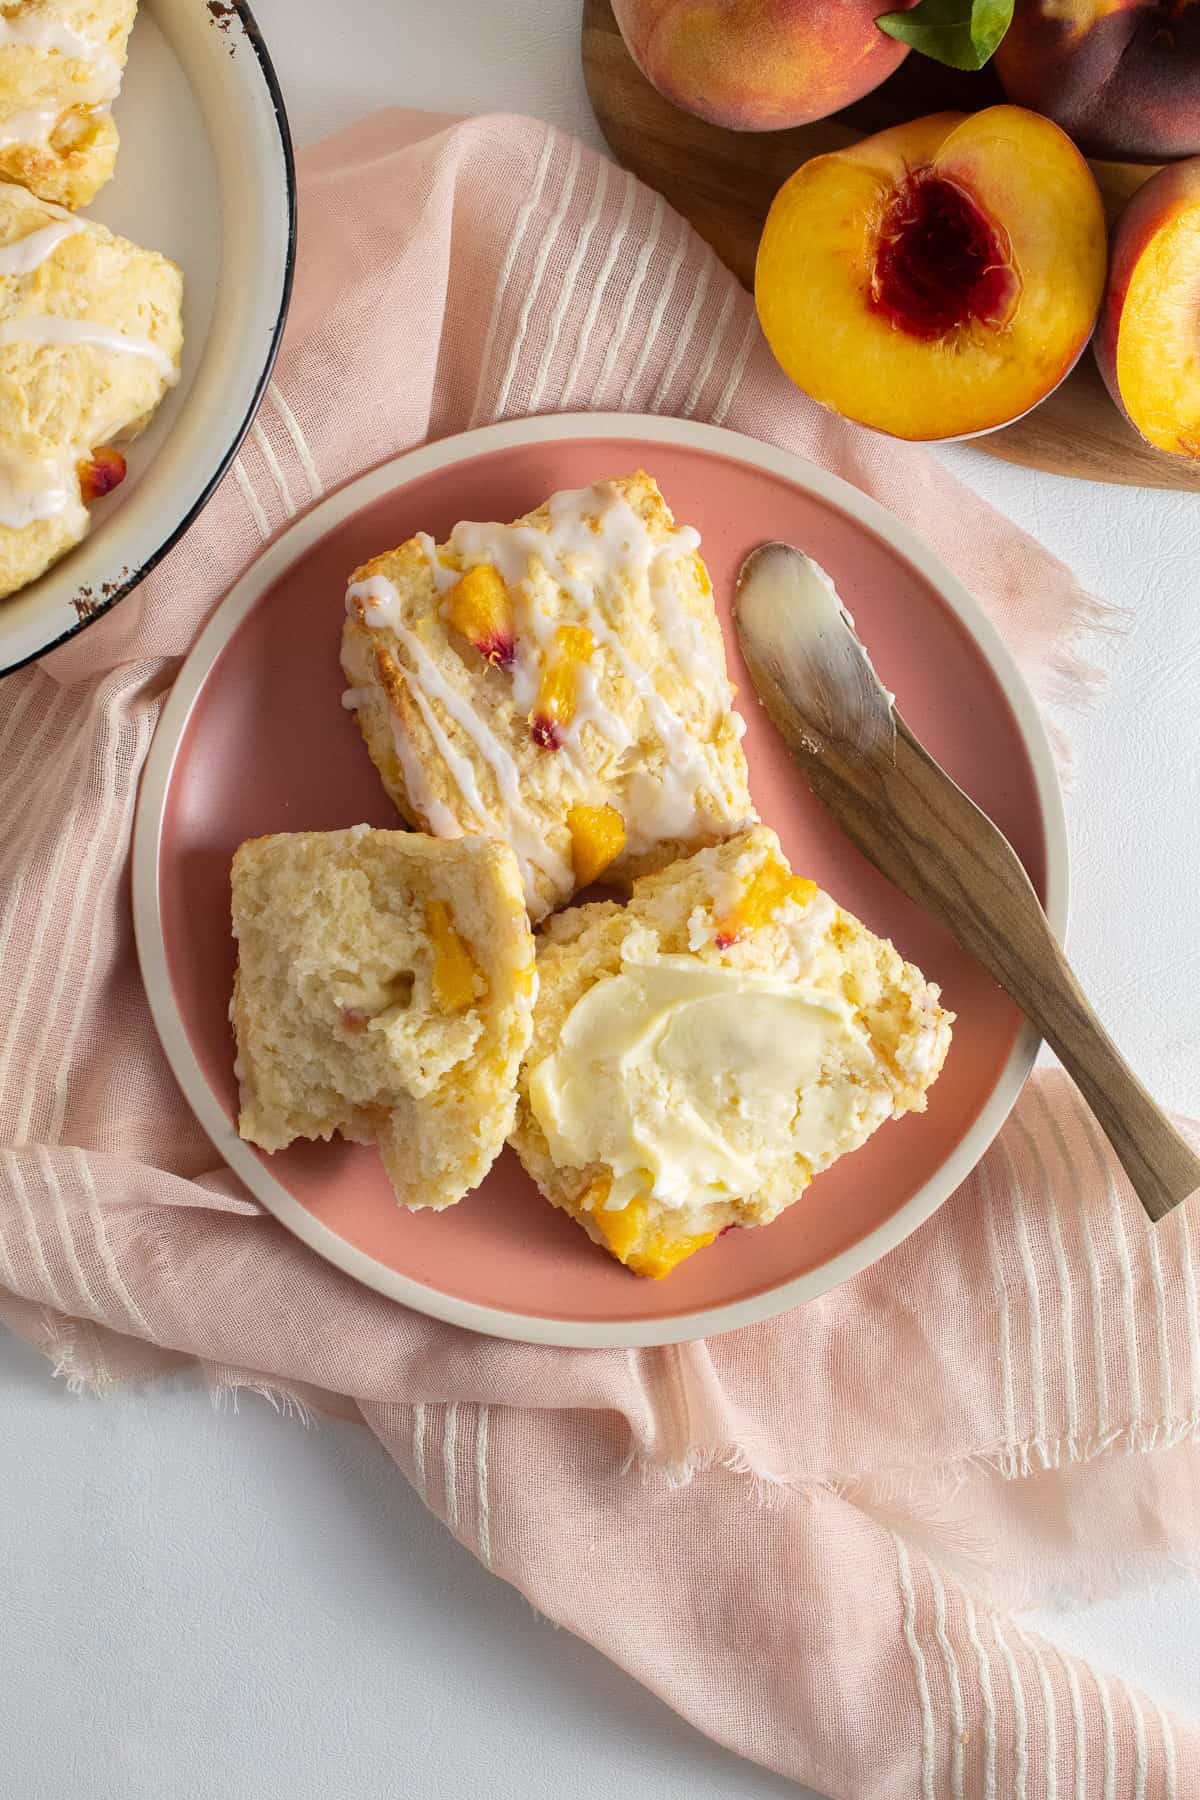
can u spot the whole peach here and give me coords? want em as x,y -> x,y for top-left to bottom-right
610,0 -> 913,133
995,0 -> 1200,162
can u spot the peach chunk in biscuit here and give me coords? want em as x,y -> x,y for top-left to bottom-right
530,624 -> 594,751
78,447 -> 127,503
444,563 -> 516,668
713,854 -> 817,951
567,802 -> 627,889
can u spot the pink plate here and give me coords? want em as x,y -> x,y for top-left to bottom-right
133,415 -> 1066,1346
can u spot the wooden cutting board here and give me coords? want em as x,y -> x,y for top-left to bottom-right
582,0 -> 1199,491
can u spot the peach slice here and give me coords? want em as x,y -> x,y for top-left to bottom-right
754,106 -> 1107,442
567,802 -> 627,888
611,0 -> 914,133
444,564 -> 515,667
1095,161 -> 1200,457
530,624 -> 594,751
78,446 -> 126,503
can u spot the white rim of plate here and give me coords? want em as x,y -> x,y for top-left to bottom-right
132,412 -> 1069,1349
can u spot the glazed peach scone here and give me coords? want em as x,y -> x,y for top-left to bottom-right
0,0 -> 138,209
230,828 -> 536,1212
510,825 -> 953,1278
0,179 -> 182,598
341,473 -> 754,922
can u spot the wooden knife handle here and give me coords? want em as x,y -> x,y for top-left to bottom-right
764,683 -> 1199,1222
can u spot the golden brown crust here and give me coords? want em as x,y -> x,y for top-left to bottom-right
0,108 -> 117,209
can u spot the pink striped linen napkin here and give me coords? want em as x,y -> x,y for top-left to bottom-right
2,109 -> 1198,1799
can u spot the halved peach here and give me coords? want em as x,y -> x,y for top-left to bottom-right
754,106 -> 1107,442
1095,160 -> 1200,457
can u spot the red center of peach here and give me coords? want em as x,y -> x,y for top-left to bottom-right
870,172 -> 1019,341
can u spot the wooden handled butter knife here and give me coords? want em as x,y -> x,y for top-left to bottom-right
734,540 -> 1199,1224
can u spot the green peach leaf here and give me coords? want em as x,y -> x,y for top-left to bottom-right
875,0 -> 1015,71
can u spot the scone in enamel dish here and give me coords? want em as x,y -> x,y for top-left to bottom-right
134,414 -> 1067,1347
0,0 -> 137,210
0,0 -> 294,674
0,180 -> 181,599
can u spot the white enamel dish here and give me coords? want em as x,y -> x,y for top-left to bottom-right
0,0 -> 295,674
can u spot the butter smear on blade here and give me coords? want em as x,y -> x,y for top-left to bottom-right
526,930 -> 883,1215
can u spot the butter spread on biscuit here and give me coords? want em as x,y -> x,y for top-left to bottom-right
527,927 -> 885,1214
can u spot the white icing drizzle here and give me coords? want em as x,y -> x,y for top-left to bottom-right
648,544 -> 733,705
571,659 -> 632,755
341,677 -> 465,839
347,574 -> 572,905
0,445 -> 84,531
0,17 -> 122,148
353,574 -> 401,631
414,532 -> 461,595
0,102 -> 59,147
386,691 -> 464,840
0,315 -> 179,382
573,595 -> 720,855
398,668 -> 496,834
395,622 -> 572,898
622,766 -> 707,849
481,566 -> 632,788
421,533 -> 554,737
0,14 -> 114,66
445,483 -> 727,850
0,216 -> 80,276
507,635 -> 539,714
0,213 -> 134,530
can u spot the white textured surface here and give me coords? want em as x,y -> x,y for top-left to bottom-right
3,3 -> 1197,1797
